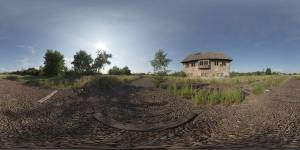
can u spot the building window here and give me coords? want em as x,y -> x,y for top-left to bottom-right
204,61 -> 208,65
199,60 -> 209,66
191,62 -> 195,67
222,61 -> 226,66
214,61 -> 219,66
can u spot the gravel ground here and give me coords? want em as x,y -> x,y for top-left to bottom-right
0,78 -> 300,149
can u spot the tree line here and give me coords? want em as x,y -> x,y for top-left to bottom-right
13,49 -> 133,77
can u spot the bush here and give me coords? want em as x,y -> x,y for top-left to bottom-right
151,75 -> 166,88
170,71 -> 186,77
108,66 -> 131,75
43,50 -> 65,77
12,68 -> 41,76
253,84 -> 265,95
5,75 -> 20,81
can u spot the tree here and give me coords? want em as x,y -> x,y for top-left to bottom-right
108,66 -> 121,75
72,50 -> 93,74
93,50 -> 112,73
266,68 -> 272,75
108,66 -> 131,75
150,49 -> 172,75
150,49 -> 171,88
121,66 -> 131,75
43,49 -> 65,76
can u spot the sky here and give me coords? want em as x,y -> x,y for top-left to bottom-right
1,0 -> 300,73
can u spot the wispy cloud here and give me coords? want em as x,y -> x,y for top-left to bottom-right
16,45 -> 37,54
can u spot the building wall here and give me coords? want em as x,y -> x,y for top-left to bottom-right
183,59 -> 231,78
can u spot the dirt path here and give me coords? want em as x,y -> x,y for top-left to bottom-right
0,78 -> 300,149
206,79 -> 300,148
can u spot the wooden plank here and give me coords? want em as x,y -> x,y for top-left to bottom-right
38,90 -> 58,103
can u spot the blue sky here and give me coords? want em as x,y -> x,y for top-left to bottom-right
1,0 -> 300,73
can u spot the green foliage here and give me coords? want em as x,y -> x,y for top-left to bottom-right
108,66 -> 131,75
93,50 -> 112,73
251,76 -> 288,95
253,84 -> 265,95
12,74 -> 138,89
265,68 -> 272,75
12,68 -> 41,76
150,49 -> 171,75
84,76 -> 123,91
121,66 -> 131,75
5,75 -> 20,81
192,89 -> 244,105
151,75 -> 166,88
169,71 -> 186,77
168,82 -> 245,105
43,50 -> 65,77
150,49 -> 171,87
72,50 -> 93,74
293,76 -> 300,80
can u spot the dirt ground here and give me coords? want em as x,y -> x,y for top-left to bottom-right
0,77 -> 300,149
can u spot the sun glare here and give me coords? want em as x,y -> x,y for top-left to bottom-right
93,41 -> 108,50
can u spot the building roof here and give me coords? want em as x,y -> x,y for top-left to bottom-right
181,51 -> 232,63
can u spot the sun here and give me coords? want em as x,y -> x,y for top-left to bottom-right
93,41 -> 108,50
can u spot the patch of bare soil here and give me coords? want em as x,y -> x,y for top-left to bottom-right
0,78 -> 300,149
206,79 -> 300,148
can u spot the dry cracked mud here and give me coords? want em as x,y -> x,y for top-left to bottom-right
0,78 -> 300,149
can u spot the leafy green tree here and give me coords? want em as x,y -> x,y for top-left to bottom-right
72,50 -> 93,74
108,66 -> 131,75
266,68 -> 272,75
120,66 -> 131,75
150,49 -> 172,75
150,49 -> 171,88
93,50 -> 112,73
108,66 -> 121,75
43,49 -> 65,76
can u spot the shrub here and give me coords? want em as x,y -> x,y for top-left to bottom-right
151,75 -> 166,88
12,68 -> 41,76
108,66 -> 131,75
5,75 -> 20,81
169,71 -> 186,77
253,84 -> 265,95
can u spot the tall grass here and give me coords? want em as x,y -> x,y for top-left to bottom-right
167,75 -> 290,104
168,83 -> 245,105
193,89 -> 244,105
252,76 -> 289,95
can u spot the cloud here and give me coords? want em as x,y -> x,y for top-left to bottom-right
16,45 -> 37,54
64,57 -> 73,69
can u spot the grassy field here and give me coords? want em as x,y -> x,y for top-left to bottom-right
166,75 -> 291,104
0,74 -> 140,89
0,73 -> 294,105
